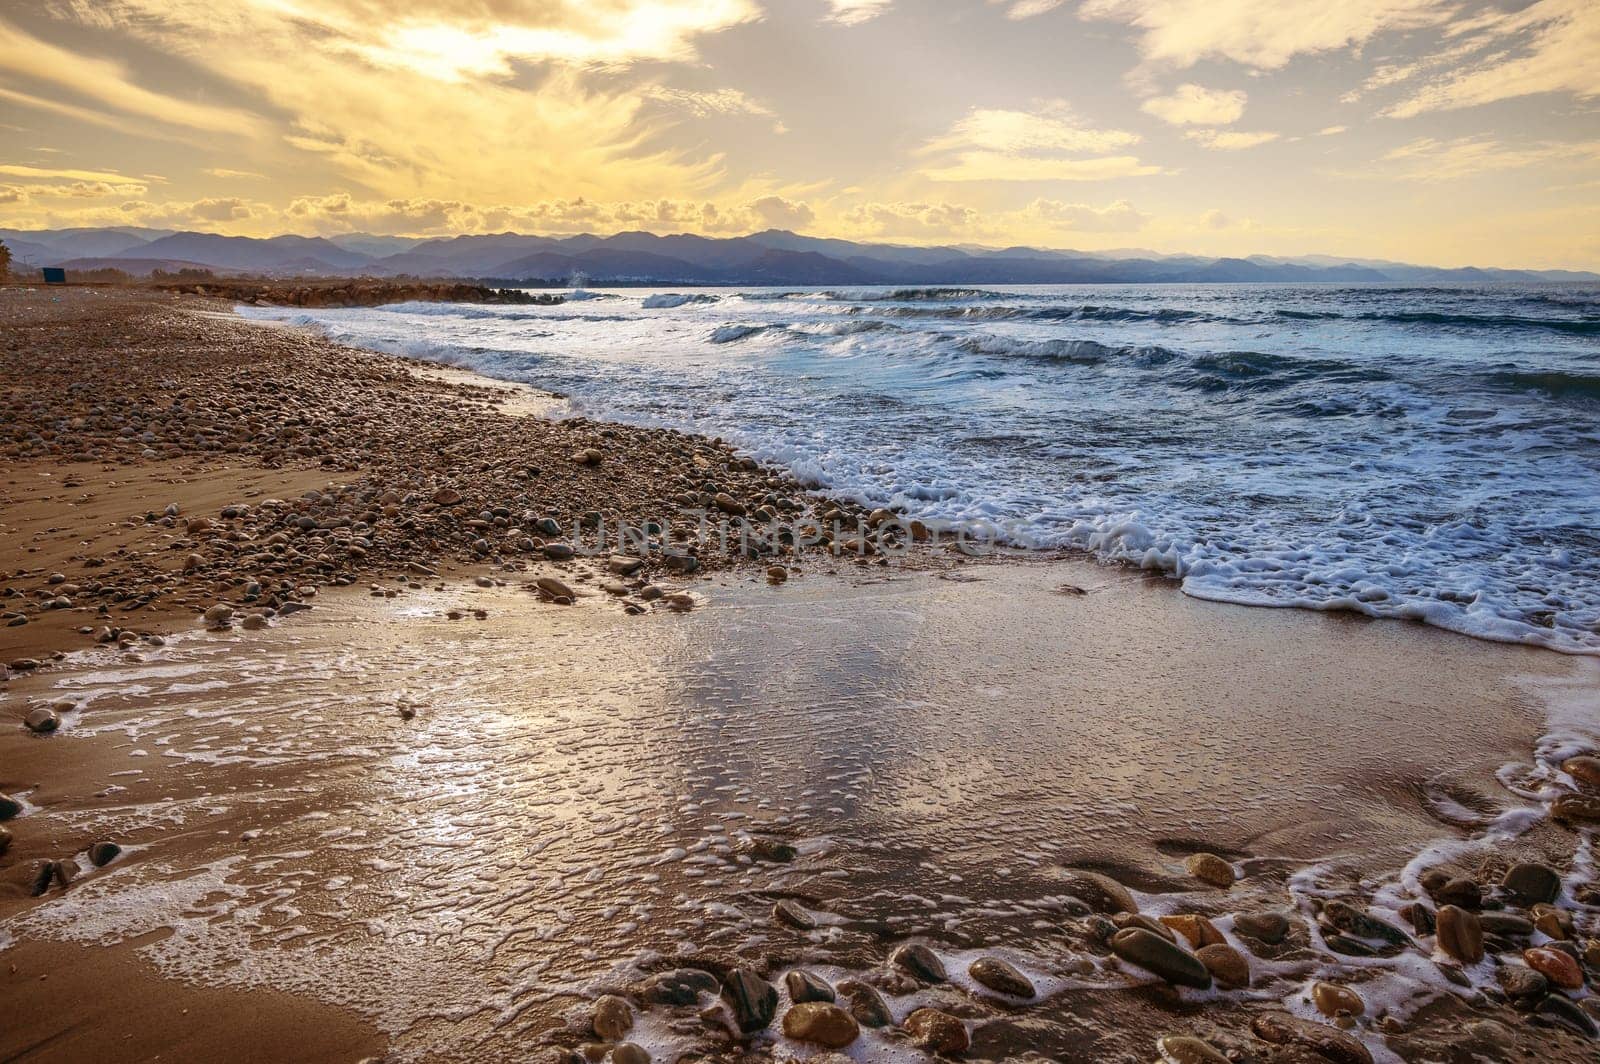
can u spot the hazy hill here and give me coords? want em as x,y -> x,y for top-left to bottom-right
5,226 -> 1596,285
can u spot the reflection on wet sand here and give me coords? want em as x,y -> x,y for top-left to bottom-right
2,560 -> 1597,1061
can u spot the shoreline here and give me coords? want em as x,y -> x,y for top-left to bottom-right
4,287 -> 1600,1062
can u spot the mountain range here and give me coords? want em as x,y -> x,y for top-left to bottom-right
4,226 -> 1596,286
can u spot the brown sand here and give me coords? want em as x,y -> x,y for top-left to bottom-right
3,287 -> 1599,1062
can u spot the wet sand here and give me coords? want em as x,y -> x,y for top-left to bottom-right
3,287 -> 1600,1062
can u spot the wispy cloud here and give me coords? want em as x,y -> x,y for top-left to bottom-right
920,104 -> 1161,182
1184,129 -> 1279,150
1141,84 -> 1246,125
823,0 -> 893,25
1380,135 -> 1600,180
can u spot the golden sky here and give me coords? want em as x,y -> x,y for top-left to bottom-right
2,0 -> 1598,267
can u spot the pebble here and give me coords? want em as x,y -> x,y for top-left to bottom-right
1159,914 -> 1224,949
902,1008 -> 968,1055
1156,1035 -> 1229,1064
890,942 -> 947,983
748,838 -> 797,862
1184,852 -> 1235,888
781,1002 -> 859,1049
1195,943 -> 1249,988
203,603 -> 234,628
1250,1012 -> 1374,1064
765,565 -> 787,583
721,968 -> 777,1034
1552,793 -> 1600,822
1563,754 -> 1600,787
1535,994 -> 1598,1037
785,969 -> 835,1004
1233,910 -> 1291,944
24,707 -> 60,733
1433,877 -> 1482,910
1061,870 -> 1138,914
1311,980 -> 1365,1018
1110,928 -> 1211,989
1501,862 -> 1561,905
611,1044 -> 649,1064
836,979 -> 892,1028
1524,946 -> 1583,990
0,793 -> 21,820
636,968 -> 719,1006
968,956 -> 1035,998
773,899 -> 815,930
1497,965 -> 1548,1000
88,841 -> 122,867
536,576 -> 576,600
592,995 -> 633,1042
1322,900 -> 1410,947
1435,905 -> 1484,964
1532,903 -> 1572,940
241,613 -> 269,630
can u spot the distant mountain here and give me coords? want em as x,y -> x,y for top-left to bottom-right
6,225 -> 1596,285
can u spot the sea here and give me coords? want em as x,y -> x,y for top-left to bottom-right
239,282 -> 1600,654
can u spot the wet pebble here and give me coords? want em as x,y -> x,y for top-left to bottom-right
1061,870 -> 1138,914
903,1008 -> 968,1055
1501,862 -> 1561,905
1436,905 -> 1484,964
836,979 -> 892,1029
1110,928 -> 1211,989
1184,852 -> 1235,888
1196,944 -> 1249,989
1233,910 -> 1291,944
890,942 -> 947,983
592,995 -> 633,1042
721,968 -> 777,1034
968,957 -> 1035,999
1156,1035 -> 1229,1064
781,1002 -> 858,1048
611,1044 -> 649,1064
773,899 -> 815,930
785,969 -> 834,1004
24,707 -> 60,733
1524,946 -> 1583,990
1250,1012 -> 1374,1064
88,841 -> 121,867
1311,981 -> 1365,1018
1160,914 -> 1224,949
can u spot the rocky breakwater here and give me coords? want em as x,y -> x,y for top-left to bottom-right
151,279 -> 562,308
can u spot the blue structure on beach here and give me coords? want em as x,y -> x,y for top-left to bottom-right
42,267 -> 66,284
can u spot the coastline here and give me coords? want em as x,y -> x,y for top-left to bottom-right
3,287 -> 1599,1062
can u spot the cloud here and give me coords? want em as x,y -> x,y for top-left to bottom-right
1386,0 -> 1600,117
919,103 -> 1161,182
1140,84 -> 1246,125
0,164 -> 146,184
842,200 -> 980,234
203,168 -> 265,179
0,186 -> 25,204
1022,197 -> 1149,231
1184,129 -> 1279,150
824,1 -> 893,25
0,17 -> 259,134
1380,136 -> 1600,180
989,0 -> 1068,16
1078,0 -> 1449,70
747,195 -> 815,229
1319,125 -> 1348,136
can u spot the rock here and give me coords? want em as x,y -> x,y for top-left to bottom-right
203,603 -> 234,628
1435,905 -> 1484,964
1184,852 -> 1235,888
88,841 -> 121,867
607,555 -> 644,576
1196,943 -> 1249,988
543,543 -> 576,561
781,1002 -> 858,1048
0,793 -> 21,820
748,837 -> 797,862
1234,910 -> 1291,944
1498,965 -> 1548,1000
1433,877 -> 1482,910
1533,903 -> 1572,940
1501,862 -> 1561,905
1562,754 -> 1600,786
1479,911 -> 1535,937
1159,914 -> 1224,948
611,1044 -> 650,1064
968,957 -> 1035,998
636,968 -> 719,1006
1322,900 -> 1410,947
712,493 -> 746,516
1156,1035 -> 1230,1064
1552,793 -> 1600,823
1311,981 -> 1364,1018
1524,946 -> 1583,989
432,487 -> 462,505
1251,1012 -> 1374,1064
903,1008 -> 968,1055
536,576 -> 576,600
1114,912 -> 1176,941
1535,994 -> 1598,1037
1061,870 -> 1138,914
890,943 -> 947,983
241,613 -> 269,630
1110,928 -> 1211,989
24,707 -> 60,733
592,995 -> 633,1041
785,969 -> 835,1004
773,899 -> 816,930
836,979 -> 892,1028
1401,902 -> 1435,935
722,968 -> 777,1034
766,566 -> 787,584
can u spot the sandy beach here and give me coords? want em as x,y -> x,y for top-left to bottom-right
4,287 -> 1600,1063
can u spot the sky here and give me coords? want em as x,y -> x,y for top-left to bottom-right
1,0 -> 1597,268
